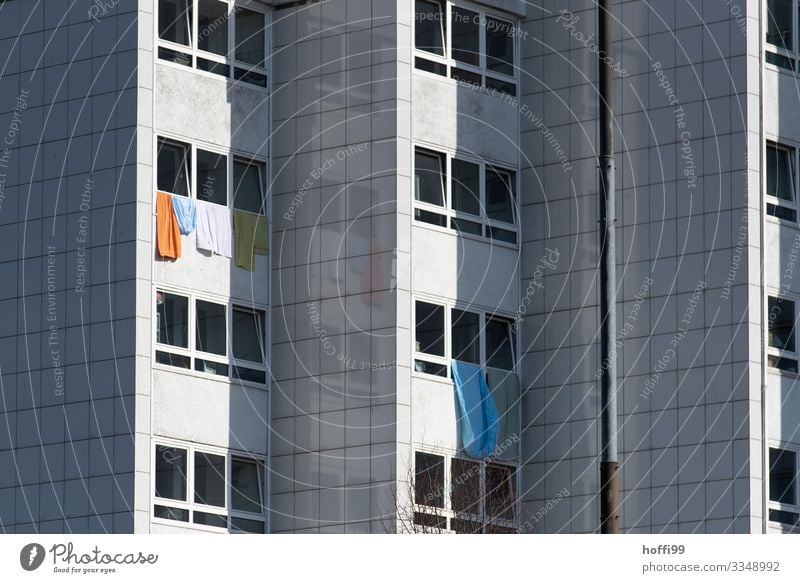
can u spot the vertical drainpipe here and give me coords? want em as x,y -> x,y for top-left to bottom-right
598,0 -> 620,534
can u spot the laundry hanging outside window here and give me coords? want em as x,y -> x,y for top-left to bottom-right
451,360 -> 500,459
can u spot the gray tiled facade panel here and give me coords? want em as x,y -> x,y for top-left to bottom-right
519,3 -> 757,532
270,0 -> 400,532
0,1 -> 137,532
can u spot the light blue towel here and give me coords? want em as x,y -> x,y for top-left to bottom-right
451,361 -> 500,459
171,195 -> 196,235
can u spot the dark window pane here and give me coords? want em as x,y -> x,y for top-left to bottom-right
231,517 -> 264,533
157,139 -> 191,197
235,7 -> 265,67
194,452 -> 226,507
156,291 -> 189,348
451,159 -> 480,215
769,508 -> 799,525
452,7 -> 479,65
415,57 -> 447,75
486,167 -> 515,224
196,300 -> 227,356
155,445 -> 187,501
486,317 -> 514,370
414,208 -> 447,227
197,149 -> 228,206
233,308 -> 265,364
158,46 -> 192,67
451,309 -> 480,364
768,296 -> 796,351
159,0 -> 192,46
198,0 -> 228,56
767,144 -> 795,202
156,351 -> 191,369
767,203 -> 797,222
486,76 -> 517,96
416,301 -> 444,356
233,160 -> 265,213
767,0 -> 793,49
451,458 -> 481,514
766,50 -> 795,69
231,457 -> 263,514
197,58 -> 230,77
414,360 -> 447,377
486,17 -> 515,76
451,218 -> 482,236
414,452 -> 444,507
413,512 -> 447,530
154,505 -> 189,522
194,359 -> 228,376
451,68 -> 482,86
768,355 -> 799,373
234,67 -> 268,87
488,226 -> 517,244
451,518 -> 483,533
415,150 -> 445,206
415,0 -> 445,55
486,463 -> 515,520
233,366 -> 267,384
193,511 -> 227,528
770,448 -> 797,505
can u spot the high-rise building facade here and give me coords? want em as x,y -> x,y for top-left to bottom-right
0,0 -> 796,535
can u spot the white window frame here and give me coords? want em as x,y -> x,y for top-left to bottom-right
767,442 -> 800,530
412,449 -> 518,533
154,285 -> 268,386
412,144 -> 519,246
152,439 -> 266,533
156,0 -> 269,88
413,0 -> 519,94
767,292 -> 799,375
155,133 -> 268,216
766,140 -> 799,223
413,295 -> 517,381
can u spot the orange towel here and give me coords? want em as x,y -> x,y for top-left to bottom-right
156,191 -> 181,259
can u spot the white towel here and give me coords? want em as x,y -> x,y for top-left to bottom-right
196,200 -> 232,258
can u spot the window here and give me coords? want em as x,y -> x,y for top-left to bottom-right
197,149 -> 227,206
415,452 -> 445,508
153,443 -> 265,533
155,289 -> 267,384
156,136 -> 267,215
157,0 -> 268,87
769,446 -> 800,528
233,158 -> 266,213
768,295 -> 798,373
412,452 -> 517,533
767,142 -> 797,221
414,301 -> 447,377
413,147 -> 518,244
157,139 -> 191,197
414,299 -> 516,379
766,0 -> 800,70
414,1 -> 518,96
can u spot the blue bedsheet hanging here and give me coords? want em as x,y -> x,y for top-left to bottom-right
451,360 -> 500,459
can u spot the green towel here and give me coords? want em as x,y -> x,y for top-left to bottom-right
233,211 -> 269,271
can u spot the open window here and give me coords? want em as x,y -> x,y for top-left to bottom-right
232,307 -> 267,384
486,316 -> 514,371
415,301 -> 447,377
451,308 -> 480,364
485,166 -> 517,243
233,158 -> 266,214
157,0 -> 267,87
767,142 -> 797,221
156,291 -> 191,369
768,296 -> 798,373
485,16 -> 515,92
154,443 -> 265,533
415,0 -> 446,57
157,138 -> 192,197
